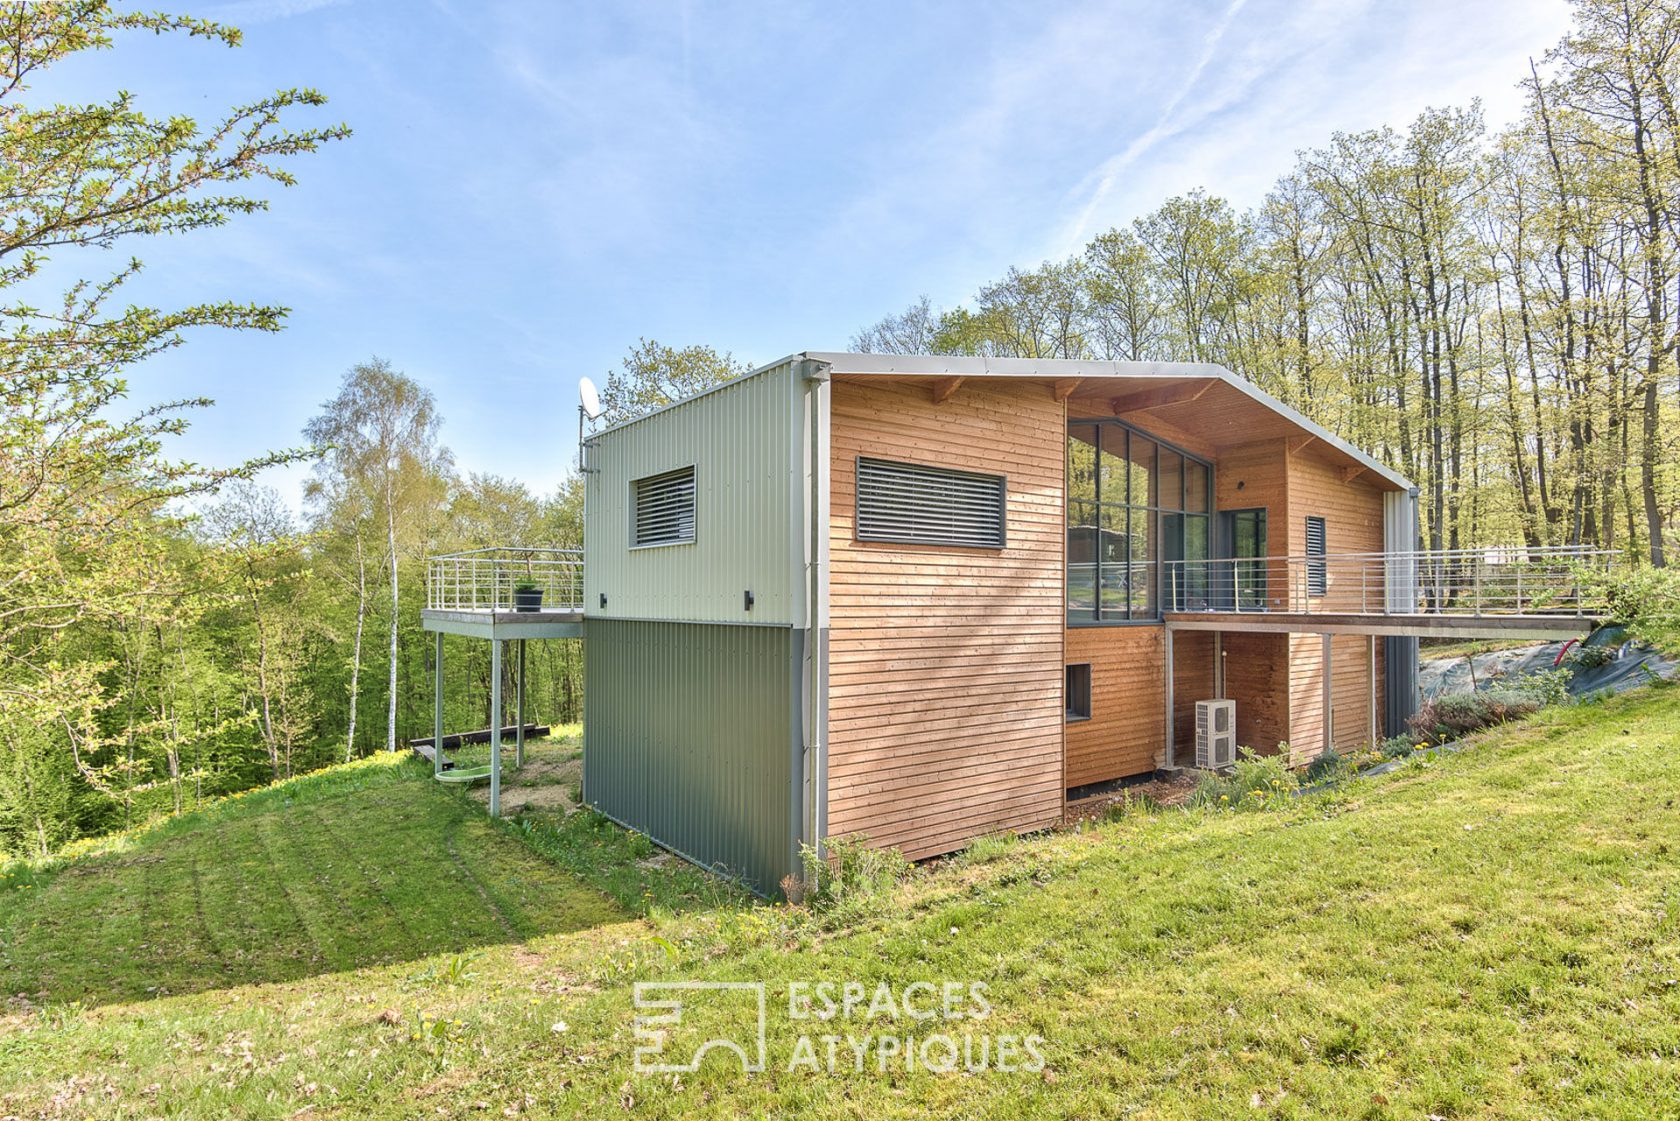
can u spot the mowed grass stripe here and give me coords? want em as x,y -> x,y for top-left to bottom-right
0,755 -> 629,1006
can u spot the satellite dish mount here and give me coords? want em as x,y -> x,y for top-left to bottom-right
577,376 -> 603,473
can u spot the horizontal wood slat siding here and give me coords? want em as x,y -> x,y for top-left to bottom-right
1065,626 -> 1164,785
827,379 -> 1065,860
1220,631 -> 1290,753
1285,450 -> 1388,759
1172,631 -> 1216,753
1210,441 -> 1293,754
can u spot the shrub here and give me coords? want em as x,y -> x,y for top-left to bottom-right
1408,690 -> 1541,741
1584,565 -> 1680,651
1303,749 -> 1351,785
798,835 -> 911,913
1379,733 -> 1420,760
1567,643 -> 1618,670
1190,748 -> 1299,811
1504,667 -> 1574,705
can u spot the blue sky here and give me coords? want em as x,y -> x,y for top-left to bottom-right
33,0 -> 1574,508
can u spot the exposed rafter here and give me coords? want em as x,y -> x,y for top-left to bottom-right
1108,379 -> 1214,416
1342,464 -> 1367,483
1051,377 -> 1083,402
930,376 -> 965,405
1288,434 -> 1318,455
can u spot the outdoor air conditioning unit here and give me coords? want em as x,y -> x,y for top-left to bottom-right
1195,700 -> 1237,770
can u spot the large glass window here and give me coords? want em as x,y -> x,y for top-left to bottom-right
1067,422 -> 1211,622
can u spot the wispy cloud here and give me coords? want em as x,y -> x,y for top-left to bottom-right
1055,0 -> 1252,254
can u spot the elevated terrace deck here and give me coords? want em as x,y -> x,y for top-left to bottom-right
1160,546 -> 1613,639
419,547 -> 584,639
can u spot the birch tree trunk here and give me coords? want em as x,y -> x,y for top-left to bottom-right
345,528 -> 366,762
385,471 -> 400,753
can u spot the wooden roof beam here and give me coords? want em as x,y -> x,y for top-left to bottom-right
930,376 -> 965,405
1051,377 -> 1083,402
1288,434 -> 1318,455
1109,379 -> 1214,416
1342,464 -> 1367,483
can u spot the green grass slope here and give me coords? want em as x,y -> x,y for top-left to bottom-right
2,687 -> 1678,1119
0,753 -> 629,1005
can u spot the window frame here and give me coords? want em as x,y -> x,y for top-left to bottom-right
1066,419 -> 1214,627
629,464 -> 698,550
853,455 -> 1009,550
1065,663 -> 1093,722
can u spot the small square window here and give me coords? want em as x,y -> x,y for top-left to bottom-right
1065,663 -> 1092,722
632,466 -> 696,547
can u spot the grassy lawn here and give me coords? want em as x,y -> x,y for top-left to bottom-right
0,744 -> 721,1008
2,687 -> 1678,1118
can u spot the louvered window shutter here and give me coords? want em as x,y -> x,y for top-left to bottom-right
1305,515 -> 1327,596
632,467 -> 696,546
855,457 -> 1006,548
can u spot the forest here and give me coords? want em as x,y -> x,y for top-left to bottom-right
2,0 -> 1676,857
853,0 -> 1680,567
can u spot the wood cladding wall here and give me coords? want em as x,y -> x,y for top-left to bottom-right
1219,631 -> 1290,752
1065,625 -> 1165,785
1284,451 -> 1388,758
827,378 -> 1065,860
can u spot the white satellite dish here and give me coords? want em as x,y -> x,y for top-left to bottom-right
579,376 -> 602,420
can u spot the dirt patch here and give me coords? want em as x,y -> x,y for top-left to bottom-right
467,749 -> 582,817
1063,772 -> 1197,825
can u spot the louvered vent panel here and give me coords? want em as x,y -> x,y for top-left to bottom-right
856,457 -> 1006,548
1305,515 -> 1327,596
632,466 -> 696,547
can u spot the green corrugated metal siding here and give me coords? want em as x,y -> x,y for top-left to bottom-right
583,618 -> 798,896
583,361 -> 800,625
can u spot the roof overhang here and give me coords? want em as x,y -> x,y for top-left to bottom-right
797,351 -> 1413,492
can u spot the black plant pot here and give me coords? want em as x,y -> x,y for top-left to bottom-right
513,587 -> 543,613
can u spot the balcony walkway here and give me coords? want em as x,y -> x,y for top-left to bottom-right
1162,610 -> 1596,640
1158,546 -> 1612,640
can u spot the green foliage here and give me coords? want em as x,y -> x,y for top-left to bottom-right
798,834 -> 912,915
597,338 -> 749,424
1410,691 -> 1542,741
6,668 -> 1676,1118
1380,732 -> 1422,759
850,0 -> 1680,565
1504,667 -> 1575,706
0,3 -> 347,857
1190,748 -> 1300,811
1568,642 -> 1618,670
1303,749 -> 1351,785
1585,566 -> 1680,651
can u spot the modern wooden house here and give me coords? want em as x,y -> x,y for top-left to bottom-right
423,352 -> 1606,895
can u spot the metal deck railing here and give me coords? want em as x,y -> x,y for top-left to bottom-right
426,547 -> 584,612
1158,546 -> 1616,617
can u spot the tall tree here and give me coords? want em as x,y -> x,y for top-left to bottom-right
0,2 -> 345,852
598,339 -> 749,424
305,360 -> 451,753
851,295 -> 941,354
